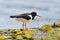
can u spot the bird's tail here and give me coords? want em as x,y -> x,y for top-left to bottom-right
10,16 -> 17,18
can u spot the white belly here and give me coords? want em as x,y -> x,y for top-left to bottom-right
15,18 -> 31,23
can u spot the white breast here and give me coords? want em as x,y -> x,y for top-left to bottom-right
15,18 -> 28,23
15,18 -> 32,23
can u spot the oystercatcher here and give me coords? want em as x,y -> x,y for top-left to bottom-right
10,12 -> 42,30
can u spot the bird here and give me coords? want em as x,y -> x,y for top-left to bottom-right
10,12 -> 42,30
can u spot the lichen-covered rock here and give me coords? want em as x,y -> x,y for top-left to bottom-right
55,21 -> 60,27
41,24 -> 52,32
0,36 -> 5,40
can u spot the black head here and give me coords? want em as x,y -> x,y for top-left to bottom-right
31,12 -> 37,20
31,12 -> 37,16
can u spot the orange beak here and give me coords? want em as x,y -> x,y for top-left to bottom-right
36,14 -> 42,18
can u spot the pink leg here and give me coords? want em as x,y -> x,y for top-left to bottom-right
23,23 -> 24,30
25,23 -> 27,30
23,23 -> 27,30
25,23 -> 26,29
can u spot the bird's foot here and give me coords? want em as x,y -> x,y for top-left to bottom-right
23,28 -> 28,31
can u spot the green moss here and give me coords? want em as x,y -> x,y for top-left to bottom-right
10,33 -> 17,39
27,37 -> 34,40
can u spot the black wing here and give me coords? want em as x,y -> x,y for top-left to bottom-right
10,13 -> 31,20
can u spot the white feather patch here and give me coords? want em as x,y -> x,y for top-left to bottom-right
28,15 -> 32,20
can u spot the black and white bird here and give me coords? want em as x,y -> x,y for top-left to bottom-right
10,12 -> 42,30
